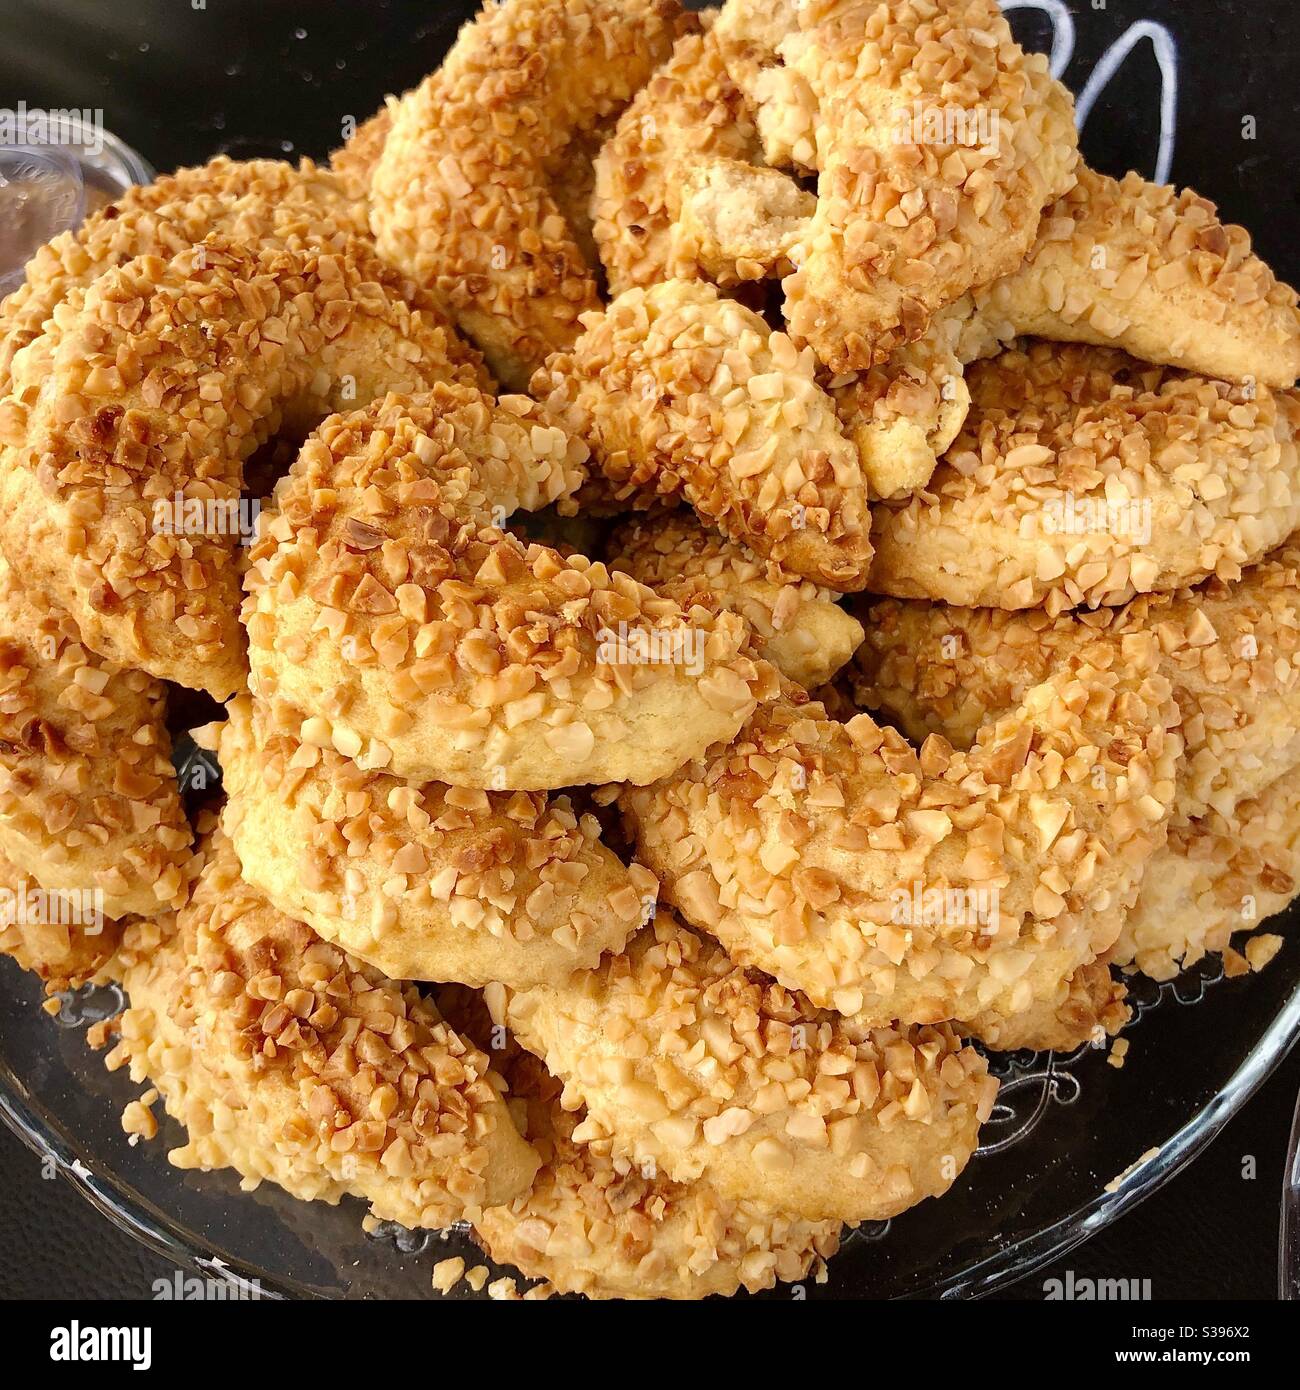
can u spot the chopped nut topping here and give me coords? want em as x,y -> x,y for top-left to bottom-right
369,0 -> 692,387
494,911 -> 995,1226
108,830 -> 539,1231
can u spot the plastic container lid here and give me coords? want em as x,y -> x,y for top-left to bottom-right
0,112 -> 154,296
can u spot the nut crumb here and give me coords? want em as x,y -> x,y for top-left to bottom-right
1222,946 -> 1250,979
1245,934 -> 1284,973
121,1097 -> 158,1141
431,1256 -> 466,1294
1105,1146 -> 1161,1194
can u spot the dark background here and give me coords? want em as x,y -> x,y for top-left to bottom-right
1,0 -> 1297,1299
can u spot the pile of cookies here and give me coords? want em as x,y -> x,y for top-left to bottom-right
1,0 -> 1297,1299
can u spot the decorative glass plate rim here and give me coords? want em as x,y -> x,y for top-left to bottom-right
940,976 -> 1300,1299
2,973 -> 1297,1301
1282,1075 -> 1300,1299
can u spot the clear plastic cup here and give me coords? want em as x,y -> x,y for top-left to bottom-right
0,111 -> 154,296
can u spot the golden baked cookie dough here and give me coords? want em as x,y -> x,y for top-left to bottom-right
699,165 -> 1300,498
0,235 -> 478,699
535,279 -> 873,589
867,343 -> 1300,612
474,1049 -> 840,1300
369,0 -> 693,388
437,988 -> 841,1300
215,695 -> 657,989
106,831 -> 539,1230
0,556 -> 192,918
943,166 -> 1300,391
621,654 -> 1179,1033
490,911 -> 997,1225
712,0 -> 1080,371
967,958 -> 1130,1055
0,846 -> 123,991
329,107 -> 394,201
592,15 -> 818,290
245,386 -> 776,789
1117,764 -> 1300,980
0,156 -> 368,396
851,535 -> 1300,825
608,510 -> 864,688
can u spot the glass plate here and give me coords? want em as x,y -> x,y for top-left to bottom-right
2,0 -> 1299,1304
3,905 -> 1297,1300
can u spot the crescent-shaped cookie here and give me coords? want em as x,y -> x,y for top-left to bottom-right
244,387 -> 775,788
488,911 -> 997,1224
867,343 -> 1300,611
435,987 -> 841,1299
608,510 -> 864,688
105,830 -> 539,1229
214,695 -> 657,988
0,236 -> 475,697
534,279 -> 872,588
851,535 -> 1300,825
369,0 -> 692,388
620,658 -> 1179,1031
712,0 -> 1079,370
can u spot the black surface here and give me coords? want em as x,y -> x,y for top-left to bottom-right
1,0 -> 1298,1300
